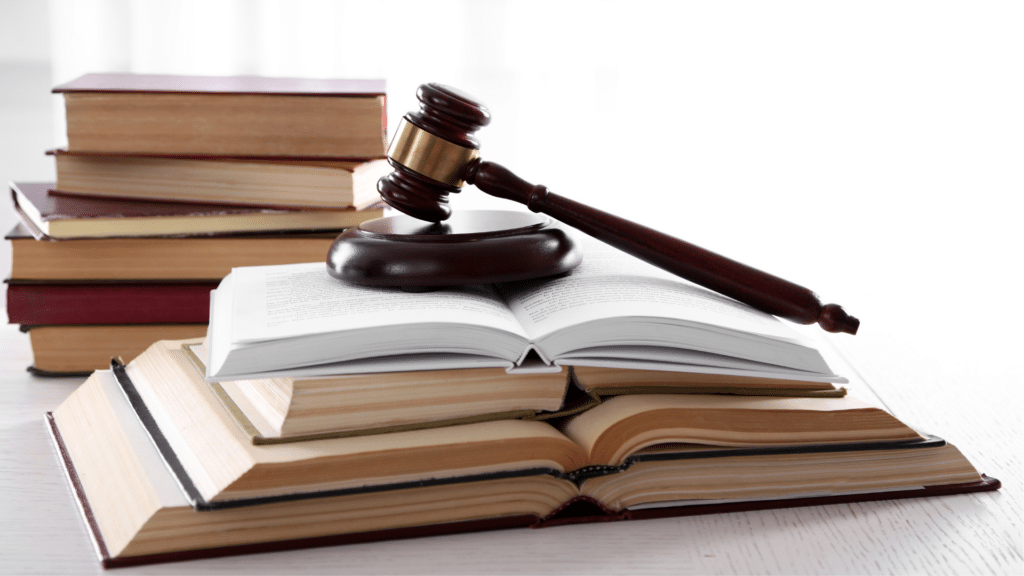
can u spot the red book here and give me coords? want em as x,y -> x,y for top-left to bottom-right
6,281 -> 216,325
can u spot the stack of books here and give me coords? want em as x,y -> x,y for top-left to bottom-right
48,239 -> 999,567
6,73 -> 391,375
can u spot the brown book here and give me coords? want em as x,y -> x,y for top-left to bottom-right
49,151 -> 389,210
12,182 -> 385,239
6,224 -> 339,281
54,73 -> 387,157
22,324 -> 208,375
47,365 -> 998,567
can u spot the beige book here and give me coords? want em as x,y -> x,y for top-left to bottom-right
25,325 -> 208,375
6,224 -> 338,281
52,153 -> 390,210
55,73 -> 387,158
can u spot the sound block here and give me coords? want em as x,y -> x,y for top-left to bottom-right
327,210 -> 582,288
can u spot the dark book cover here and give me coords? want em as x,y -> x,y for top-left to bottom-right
48,147 -> 384,162
6,280 -> 216,325
53,73 -> 385,97
14,181 -> 323,221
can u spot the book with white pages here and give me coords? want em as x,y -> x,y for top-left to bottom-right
205,239 -> 848,384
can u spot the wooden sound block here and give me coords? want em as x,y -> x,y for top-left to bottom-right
326,210 -> 583,288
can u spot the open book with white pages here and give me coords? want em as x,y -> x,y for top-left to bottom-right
206,238 -> 847,383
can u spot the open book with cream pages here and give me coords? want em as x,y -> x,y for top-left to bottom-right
48,357 -> 999,568
168,339 -> 846,443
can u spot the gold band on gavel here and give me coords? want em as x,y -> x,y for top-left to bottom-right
387,118 -> 480,187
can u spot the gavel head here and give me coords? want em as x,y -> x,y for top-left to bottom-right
377,83 -> 491,222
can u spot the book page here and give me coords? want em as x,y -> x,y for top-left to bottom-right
497,239 -> 799,343
229,263 -> 526,344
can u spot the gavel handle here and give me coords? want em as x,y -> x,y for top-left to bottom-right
465,159 -> 859,334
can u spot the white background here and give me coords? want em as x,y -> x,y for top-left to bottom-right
0,2 -> 1020,573
2,1 -> 1020,362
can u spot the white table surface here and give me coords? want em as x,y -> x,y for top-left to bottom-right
1,309 -> 1020,575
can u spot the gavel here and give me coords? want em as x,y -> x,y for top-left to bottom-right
375,83 -> 859,335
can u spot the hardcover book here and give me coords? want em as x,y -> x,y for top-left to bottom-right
22,325 -> 208,376
5,280 -> 216,325
49,151 -> 389,210
47,366 -> 999,568
113,342 -> 927,507
6,224 -> 340,281
54,73 -> 387,158
12,181 -> 385,239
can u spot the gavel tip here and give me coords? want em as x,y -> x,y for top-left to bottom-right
819,303 -> 860,335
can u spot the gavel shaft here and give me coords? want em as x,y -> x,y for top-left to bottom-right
467,160 -> 858,334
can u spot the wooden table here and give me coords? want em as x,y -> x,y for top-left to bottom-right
1,309 -> 1020,574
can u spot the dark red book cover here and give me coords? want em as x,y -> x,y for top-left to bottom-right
7,281 -> 216,325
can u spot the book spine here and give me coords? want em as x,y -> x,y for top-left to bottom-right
6,282 -> 217,324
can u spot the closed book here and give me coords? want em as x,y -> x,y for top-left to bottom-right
49,151 -> 389,210
54,73 -> 387,158
5,281 -> 216,325
12,181 -> 385,239
6,224 -> 338,281
22,324 -> 208,376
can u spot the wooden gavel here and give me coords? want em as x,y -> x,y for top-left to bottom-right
377,83 -> 859,335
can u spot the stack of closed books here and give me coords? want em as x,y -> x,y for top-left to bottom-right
48,239 -> 999,567
6,73 -> 391,375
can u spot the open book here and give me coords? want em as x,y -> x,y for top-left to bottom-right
207,240 -> 844,382
168,339 -> 845,443
112,340 -> 920,506
49,359 -> 996,567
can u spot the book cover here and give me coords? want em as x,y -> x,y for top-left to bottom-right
53,73 -> 386,96
6,280 -> 216,325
